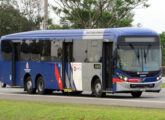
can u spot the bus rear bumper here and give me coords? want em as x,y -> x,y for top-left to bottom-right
116,80 -> 162,93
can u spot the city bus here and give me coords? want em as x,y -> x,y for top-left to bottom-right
0,27 -> 162,97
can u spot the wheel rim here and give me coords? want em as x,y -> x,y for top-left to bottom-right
38,80 -> 43,92
95,83 -> 101,94
27,80 -> 32,90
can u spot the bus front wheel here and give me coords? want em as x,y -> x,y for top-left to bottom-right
93,79 -> 104,97
25,76 -> 36,94
131,91 -> 142,98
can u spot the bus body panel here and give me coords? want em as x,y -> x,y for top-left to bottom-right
81,63 -> 102,91
70,63 -> 83,91
0,61 -> 12,86
17,62 -> 62,90
116,80 -> 162,92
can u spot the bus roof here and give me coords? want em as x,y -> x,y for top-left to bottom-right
0,27 -> 158,41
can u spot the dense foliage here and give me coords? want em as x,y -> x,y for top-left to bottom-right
160,32 -> 165,66
0,5 -> 35,36
52,0 -> 149,29
0,0 -> 43,37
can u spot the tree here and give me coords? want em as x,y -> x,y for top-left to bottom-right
0,4 -> 34,36
52,0 -> 149,29
18,0 -> 44,29
0,0 -> 44,37
160,32 -> 165,66
160,32 -> 165,48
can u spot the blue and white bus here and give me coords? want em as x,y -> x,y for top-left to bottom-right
0,27 -> 162,97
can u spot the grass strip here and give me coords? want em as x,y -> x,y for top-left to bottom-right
0,99 -> 165,120
162,83 -> 165,88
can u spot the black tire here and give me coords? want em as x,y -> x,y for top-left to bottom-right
92,78 -> 104,97
131,91 -> 142,98
25,76 -> 36,94
1,83 -> 6,88
37,76 -> 45,94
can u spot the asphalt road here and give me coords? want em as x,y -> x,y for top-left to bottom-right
0,87 -> 165,109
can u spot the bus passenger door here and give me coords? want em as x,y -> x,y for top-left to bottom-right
62,42 -> 73,89
12,43 -> 21,87
102,42 -> 113,90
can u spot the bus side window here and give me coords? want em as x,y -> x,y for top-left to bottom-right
40,40 -> 51,62
51,40 -> 63,62
1,40 -> 12,61
29,40 -> 41,61
73,40 -> 87,62
87,40 -> 102,62
21,40 -> 30,61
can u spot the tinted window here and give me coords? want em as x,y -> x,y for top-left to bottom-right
87,40 -> 102,62
51,40 -> 63,62
73,40 -> 87,62
29,40 -> 41,61
20,40 -> 63,62
21,40 -> 30,61
40,40 -> 51,61
1,40 -> 12,61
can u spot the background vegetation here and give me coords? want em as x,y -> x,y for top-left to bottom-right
52,0 -> 149,29
160,32 -> 165,66
0,0 -> 149,36
0,0 -> 44,36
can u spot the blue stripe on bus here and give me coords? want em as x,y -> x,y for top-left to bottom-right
65,63 -> 73,89
70,64 -> 76,90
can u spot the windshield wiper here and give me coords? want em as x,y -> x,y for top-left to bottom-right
144,49 -> 147,63
136,49 -> 140,63
144,44 -> 151,63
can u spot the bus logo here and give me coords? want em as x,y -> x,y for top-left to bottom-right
24,62 -> 31,73
74,66 -> 76,71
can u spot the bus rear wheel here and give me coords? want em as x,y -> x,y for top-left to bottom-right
93,79 -> 104,97
131,91 -> 142,98
25,76 -> 36,94
1,83 -> 6,88
37,76 -> 45,94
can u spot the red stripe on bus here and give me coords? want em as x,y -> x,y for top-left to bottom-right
128,78 -> 139,82
113,78 -> 140,83
55,64 -> 63,90
113,78 -> 125,83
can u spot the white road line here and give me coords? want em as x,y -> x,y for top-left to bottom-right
0,92 -> 165,104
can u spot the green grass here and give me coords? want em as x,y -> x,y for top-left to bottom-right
162,83 -> 165,88
0,100 -> 165,120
